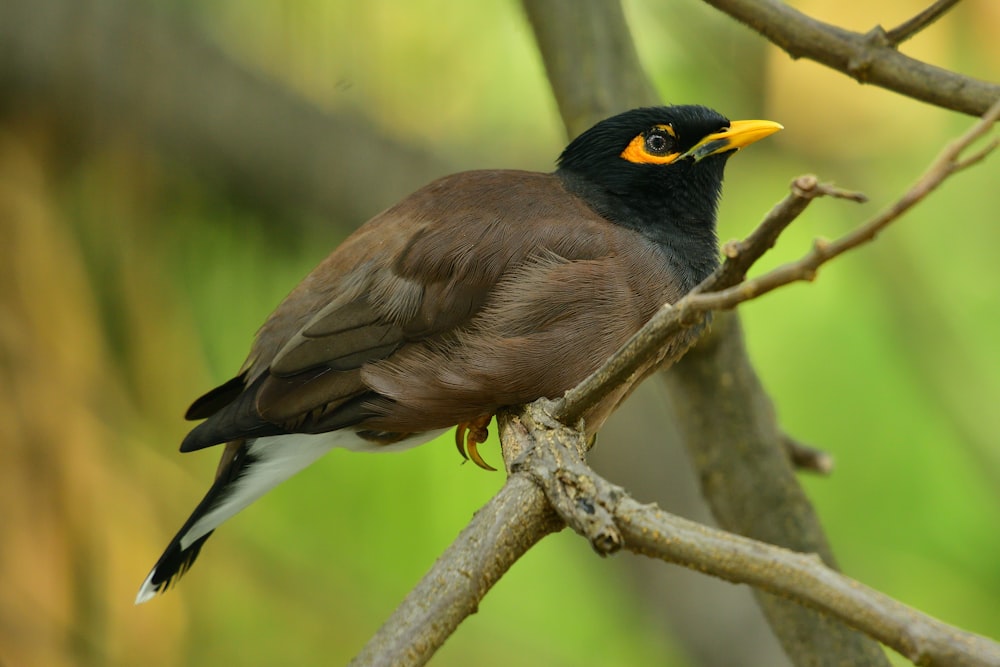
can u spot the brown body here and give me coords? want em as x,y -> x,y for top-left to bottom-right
197,170 -> 693,448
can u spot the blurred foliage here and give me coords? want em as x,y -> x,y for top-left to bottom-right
1,1 -> 998,666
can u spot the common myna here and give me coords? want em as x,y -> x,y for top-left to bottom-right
136,105 -> 781,603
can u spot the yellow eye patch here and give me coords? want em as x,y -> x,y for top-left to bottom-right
619,124 -> 679,165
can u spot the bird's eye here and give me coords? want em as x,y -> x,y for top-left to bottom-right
645,131 -> 672,155
619,124 -> 679,165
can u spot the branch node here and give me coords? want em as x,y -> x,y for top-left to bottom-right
791,175 -> 868,204
676,302 -> 704,328
847,32 -> 882,82
791,174 -> 819,197
782,434 -> 836,475
813,237 -> 832,255
722,239 -> 743,259
535,397 -> 574,432
863,25 -> 892,50
592,528 -> 624,556
553,470 -> 624,555
954,137 -> 999,171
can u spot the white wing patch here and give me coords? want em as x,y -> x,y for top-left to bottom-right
181,430 -> 443,549
134,429 -> 443,604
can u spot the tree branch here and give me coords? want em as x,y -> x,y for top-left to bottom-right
884,0 -> 961,46
524,1 -> 891,664
349,474 -> 561,667
499,402 -> 1000,667
701,0 -> 1000,116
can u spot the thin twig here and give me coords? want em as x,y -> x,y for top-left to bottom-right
884,0 -> 962,46
700,176 -> 867,294
555,97 -> 1000,427
554,176 -> 842,426
691,97 -> 1000,312
782,434 -> 835,475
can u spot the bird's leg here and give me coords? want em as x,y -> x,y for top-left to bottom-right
455,415 -> 496,471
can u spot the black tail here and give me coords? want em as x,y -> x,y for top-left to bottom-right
135,531 -> 213,603
135,442 -> 253,604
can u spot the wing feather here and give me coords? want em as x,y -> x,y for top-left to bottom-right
181,169 -> 692,447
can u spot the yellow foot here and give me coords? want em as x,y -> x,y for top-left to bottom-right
455,415 -> 496,471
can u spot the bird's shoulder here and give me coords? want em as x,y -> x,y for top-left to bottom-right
246,169 -> 624,377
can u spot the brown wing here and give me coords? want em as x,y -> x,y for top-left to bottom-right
181,169 -> 691,450
358,236 -> 693,435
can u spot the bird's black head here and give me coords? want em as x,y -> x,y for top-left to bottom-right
557,105 -> 781,289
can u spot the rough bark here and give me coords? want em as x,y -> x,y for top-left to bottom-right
522,1 -> 892,664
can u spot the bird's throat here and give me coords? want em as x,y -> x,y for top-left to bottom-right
557,170 -> 720,294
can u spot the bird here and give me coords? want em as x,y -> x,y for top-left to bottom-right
135,105 -> 781,604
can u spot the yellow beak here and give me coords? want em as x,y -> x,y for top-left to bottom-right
681,119 -> 783,162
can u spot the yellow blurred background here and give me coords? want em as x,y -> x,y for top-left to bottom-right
1,1 -> 998,665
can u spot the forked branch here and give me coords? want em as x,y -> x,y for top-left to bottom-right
351,95 -> 1000,667
500,402 -> 1000,667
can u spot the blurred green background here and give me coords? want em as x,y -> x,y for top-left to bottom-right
1,0 -> 998,665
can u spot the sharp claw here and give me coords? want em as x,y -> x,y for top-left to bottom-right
466,436 -> 497,472
454,416 -> 496,471
455,424 -> 470,461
